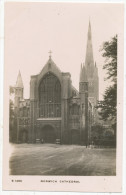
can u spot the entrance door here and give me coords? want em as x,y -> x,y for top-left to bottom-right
41,125 -> 56,143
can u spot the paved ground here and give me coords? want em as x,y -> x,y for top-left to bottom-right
9,144 -> 116,176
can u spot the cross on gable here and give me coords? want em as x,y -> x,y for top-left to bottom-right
48,50 -> 52,58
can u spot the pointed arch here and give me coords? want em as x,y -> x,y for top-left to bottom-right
39,72 -> 61,118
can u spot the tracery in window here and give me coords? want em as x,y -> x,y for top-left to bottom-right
39,72 -> 61,118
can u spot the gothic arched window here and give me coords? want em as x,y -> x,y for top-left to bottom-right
39,72 -> 61,118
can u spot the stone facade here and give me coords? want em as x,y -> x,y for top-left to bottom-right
12,21 -> 99,145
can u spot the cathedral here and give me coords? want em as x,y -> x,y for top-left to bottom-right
12,21 -> 99,145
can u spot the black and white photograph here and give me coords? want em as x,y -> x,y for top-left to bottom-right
3,2 -> 124,192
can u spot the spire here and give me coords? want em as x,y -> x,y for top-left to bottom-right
15,71 -> 24,88
88,20 -> 91,40
81,63 -> 83,70
85,20 -> 94,68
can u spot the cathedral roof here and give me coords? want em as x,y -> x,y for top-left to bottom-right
37,54 -> 62,85
72,85 -> 79,98
15,71 -> 24,88
48,57 -> 61,72
39,55 -> 61,75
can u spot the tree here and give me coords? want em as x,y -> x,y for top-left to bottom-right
98,84 -> 117,121
97,35 -> 117,135
9,86 -> 14,94
9,86 -> 15,118
9,86 -> 16,142
101,35 -> 117,83
91,124 -> 105,140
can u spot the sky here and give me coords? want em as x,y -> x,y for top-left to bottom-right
4,2 -> 124,100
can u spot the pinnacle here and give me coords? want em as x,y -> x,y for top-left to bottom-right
80,64 -> 88,82
82,66 -> 88,82
15,71 -> 24,88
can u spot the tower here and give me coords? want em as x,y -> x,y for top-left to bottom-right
79,64 -> 88,145
14,71 -> 24,108
85,21 -> 99,106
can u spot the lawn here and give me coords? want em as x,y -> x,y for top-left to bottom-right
9,143 -> 116,176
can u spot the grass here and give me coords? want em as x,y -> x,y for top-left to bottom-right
9,143 -> 116,176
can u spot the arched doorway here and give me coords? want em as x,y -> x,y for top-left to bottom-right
41,125 -> 56,143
